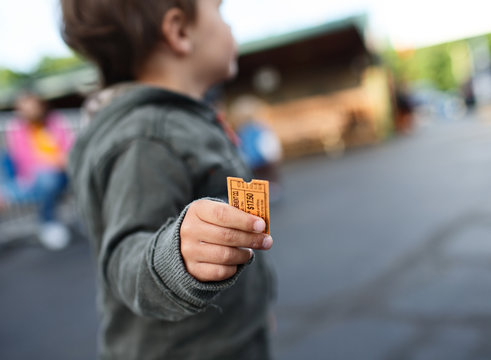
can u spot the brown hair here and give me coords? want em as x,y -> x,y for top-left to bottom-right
60,0 -> 196,87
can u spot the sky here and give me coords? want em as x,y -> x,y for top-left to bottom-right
1,0 -> 491,72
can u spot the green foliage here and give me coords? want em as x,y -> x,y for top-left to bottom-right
0,68 -> 29,88
418,45 -> 457,90
33,54 -> 86,75
0,54 -> 88,90
382,37 -> 486,91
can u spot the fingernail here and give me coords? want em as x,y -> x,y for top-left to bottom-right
253,219 -> 266,233
249,249 -> 254,259
262,235 -> 273,249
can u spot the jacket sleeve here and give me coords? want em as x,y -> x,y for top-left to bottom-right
97,137 -> 246,321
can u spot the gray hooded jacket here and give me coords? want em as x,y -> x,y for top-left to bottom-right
68,85 -> 275,360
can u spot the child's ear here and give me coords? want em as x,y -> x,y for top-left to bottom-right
161,8 -> 193,55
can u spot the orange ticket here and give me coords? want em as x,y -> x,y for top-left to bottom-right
227,177 -> 270,234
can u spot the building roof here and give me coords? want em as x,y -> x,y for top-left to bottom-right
0,65 -> 98,110
238,13 -> 368,56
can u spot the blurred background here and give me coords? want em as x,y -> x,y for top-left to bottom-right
2,0 -> 491,359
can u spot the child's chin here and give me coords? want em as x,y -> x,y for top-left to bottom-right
210,61 -> 238,86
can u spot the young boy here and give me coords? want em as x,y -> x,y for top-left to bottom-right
60,0 -> 275,359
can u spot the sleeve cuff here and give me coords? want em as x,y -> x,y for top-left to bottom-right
151,198 -> 254,310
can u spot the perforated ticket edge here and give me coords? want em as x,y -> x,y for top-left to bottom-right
227,177 -> 270,234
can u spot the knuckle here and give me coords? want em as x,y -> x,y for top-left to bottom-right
214,266 -> 227,280
219,247 -> 234,264
214,205 -> 227,223
180,239 -> 193,257
194,264 -> 212,282
250,235 -> 261,249
180,221 -> 192,237
221,228 -> 237,244
214,265 -> 236,280
187,201 -> 198,214
189,200 -> 205,217
186,262 -> 199,279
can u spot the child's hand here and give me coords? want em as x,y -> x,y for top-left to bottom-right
180,199 -> 273,282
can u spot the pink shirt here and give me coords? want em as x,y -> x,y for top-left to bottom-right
6,113 -> 74,184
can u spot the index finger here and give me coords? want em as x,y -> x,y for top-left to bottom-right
195,200 -> 266,233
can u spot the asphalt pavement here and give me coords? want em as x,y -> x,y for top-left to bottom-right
2,116 -> 491,360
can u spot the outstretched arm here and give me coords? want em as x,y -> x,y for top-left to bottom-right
98,138 -> 272,321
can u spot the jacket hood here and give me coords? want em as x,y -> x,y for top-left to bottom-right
68,84 -> 217,181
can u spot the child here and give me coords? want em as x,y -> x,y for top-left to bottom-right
60,0 -> 276,359
1,92 -> 73,249
229,95 -> 283,202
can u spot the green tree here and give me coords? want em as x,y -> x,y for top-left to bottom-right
383,42 -> 463,91
0,68 -> 28,88
33,54 -> 86,75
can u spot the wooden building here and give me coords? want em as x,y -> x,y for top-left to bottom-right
225,14 -> 394,158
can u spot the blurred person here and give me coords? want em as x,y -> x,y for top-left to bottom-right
230,95 -> 283,202
462,78 -> 476,110
0,92 -> 73,250
394,84 -> 414,134
60,0 -> 276,359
